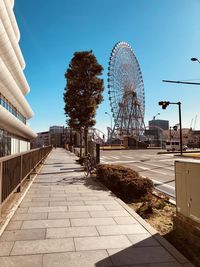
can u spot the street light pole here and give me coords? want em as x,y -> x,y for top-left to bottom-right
105,112 -> 112,144
178,102 -> 183,155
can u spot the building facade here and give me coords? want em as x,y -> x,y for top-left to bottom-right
31,126 -> 66,148
145,119 -> 169,147
31,131 -> 49,148
0,0 -> 36,156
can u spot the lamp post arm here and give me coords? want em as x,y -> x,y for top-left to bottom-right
163,80 -> 200,85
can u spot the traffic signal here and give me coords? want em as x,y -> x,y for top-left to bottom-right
158,101 -> 170,109
173,125 -> 178,131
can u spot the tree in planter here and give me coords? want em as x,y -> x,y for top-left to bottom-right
64,51 -> 104,157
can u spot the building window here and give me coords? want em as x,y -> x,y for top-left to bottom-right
0,93 -> 26,124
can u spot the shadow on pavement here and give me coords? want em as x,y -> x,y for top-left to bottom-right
94,234 -> 178,266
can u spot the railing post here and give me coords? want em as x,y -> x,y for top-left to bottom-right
0,162 -> 2,216
17,155 -> 22,193
96,143 -> 100,164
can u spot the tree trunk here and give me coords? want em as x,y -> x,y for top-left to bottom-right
70,128 -> 73,145
80,128 -> 83,157
84,126 -> 88,156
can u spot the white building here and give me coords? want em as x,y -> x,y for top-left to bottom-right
0,0 -> 36,156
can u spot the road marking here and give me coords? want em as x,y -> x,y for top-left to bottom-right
140,162 -> 174,171
151,179 -> 175,189
135,165 -> 167,175
123,156 -> 133,159
110,156 -> 120,159
100,156 -> 111,159
99,160 -> 139,164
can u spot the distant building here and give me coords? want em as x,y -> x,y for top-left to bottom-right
31,131 -> 49,148
163,128 -> 191,146
145,119 -> 169,147
149,119 -> 169,130
0,0 -> 36,157
187,130 -> 200,147
49,126 -> 65,147
49,126 -> 64,134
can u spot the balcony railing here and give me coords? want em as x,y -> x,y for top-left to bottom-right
0,146 -> 52,208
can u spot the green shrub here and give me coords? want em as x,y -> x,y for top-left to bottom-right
96,164 -> 153,200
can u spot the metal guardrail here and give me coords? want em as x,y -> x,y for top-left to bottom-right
0,146 -> 52,207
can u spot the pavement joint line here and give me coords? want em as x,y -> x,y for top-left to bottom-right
0,151 -> 52,237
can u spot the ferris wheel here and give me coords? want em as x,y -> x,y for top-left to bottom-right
108,41 -> 145,139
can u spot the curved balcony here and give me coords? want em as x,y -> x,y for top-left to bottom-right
10,0 -> 14,8
0,0 -> 25,69
3,0 -> 20,41
0,58 -> 33,119
0,19 -> 30,95
0,57 -> 33,119
0,105 -> 37,139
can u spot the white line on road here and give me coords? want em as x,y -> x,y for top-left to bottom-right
100,156 -> 111,159
139,162 -> 174,172
135,165 -> 167,175
109,156 -> 120,159
151,179 -> 175,189
99,160 -> 139,164
123,156 -> 133,159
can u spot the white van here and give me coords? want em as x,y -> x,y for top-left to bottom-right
166,140 -> 180,151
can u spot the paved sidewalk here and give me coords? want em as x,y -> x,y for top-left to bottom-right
0,148 -> 193,266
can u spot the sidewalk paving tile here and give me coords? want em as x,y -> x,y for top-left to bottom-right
96,224 -> 147,235
107,246 -> 175,265
103,204 -> 125,211
0,255 -> 43,267
11,238 -> 75,255
68,205 -> 106,211
48,211 -> 90,219
127,233 -> 160,246
0,229 -> 46,241
6,221 -> 23,230
11,212 -> 48,221
89,210 -> 130,218
46,226 -> 99,238
71,217 -> 116,227
21,219 -> 70,229
15,207 -> 28,214
19,201 -> 49,207
74,235 -> 132,251
28,206 -> 68,213
42,250 -> 113,267
149,263 -> 182,267
113,216 -> 138,225
31,197 -> 66,201
0,242 -> 14,256
49,201 -> 84,206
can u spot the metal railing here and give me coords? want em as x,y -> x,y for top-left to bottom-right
0,146 -> 52,207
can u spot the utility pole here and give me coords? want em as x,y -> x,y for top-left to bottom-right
158,101 -> 183,155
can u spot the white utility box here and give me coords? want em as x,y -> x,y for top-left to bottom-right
175,160 -> 200,224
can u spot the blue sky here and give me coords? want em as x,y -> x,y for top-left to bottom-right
15,0 -> 200,134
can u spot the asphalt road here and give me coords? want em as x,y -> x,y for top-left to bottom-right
100,149 -> 183,198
